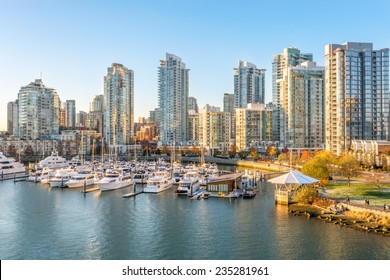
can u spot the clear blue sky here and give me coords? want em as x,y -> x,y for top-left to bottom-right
1,0 -> 389,130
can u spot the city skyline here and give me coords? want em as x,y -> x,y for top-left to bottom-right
1,0 -> 390,131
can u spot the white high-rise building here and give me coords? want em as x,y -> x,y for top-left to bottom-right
235,103 -> 264,151
158,53 -> 189,145
188,110 -> 199,145
88,95 -> 104,133
18,79 -> 60,140
76,111 -> 88,128
223,93 -> 235,142
272,48 -> 313,146
199,105 -> 231,155
89,95 -> 104,112
104,63 -> 134,146
285,61 -> 325,148
234,61 -> 266,108
325,42 -> 389,155
7,100 -> 18,136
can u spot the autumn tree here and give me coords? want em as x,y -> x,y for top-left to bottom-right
301,151 -> 337,186
300,150 -> 311,162
161,144 -> 168,155
278,153 -> 288,164
229,144 -> 237,158
249,146 -> 259,160
338,154 -> 360,187
238,151 -> 248,159
302,157 -> 330,186
266,145 -> 277,157
192,145 -> 200,155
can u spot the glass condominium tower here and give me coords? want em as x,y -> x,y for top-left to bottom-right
158,53 -> 189,145
272,48 -> 313,147
234,61 -> 266,108
287,61 -> 325,148
18,79 -> 59,140
104,63 -> 134,146
325,42 -> 389,155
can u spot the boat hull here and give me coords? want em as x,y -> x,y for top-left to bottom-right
98,180 -> 133,191
143,180 -> 174,193
0,167 -> 26,175
49,180 -> 69,188
67,178 -> 96,188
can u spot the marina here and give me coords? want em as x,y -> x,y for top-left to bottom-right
0,174 -> 389,260
0,155 -> 389,260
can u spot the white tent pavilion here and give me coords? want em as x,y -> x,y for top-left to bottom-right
268,169 -> 319,204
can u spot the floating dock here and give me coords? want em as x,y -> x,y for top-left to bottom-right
122,192 -> 143,198
0,174 -> 29,182
80,187 -> 99,193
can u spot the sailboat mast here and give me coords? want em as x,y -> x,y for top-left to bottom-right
92,138 -> 95,162
80,131 -> 84,164
101,137 -> 104,164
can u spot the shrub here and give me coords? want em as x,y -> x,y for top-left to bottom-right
292,186 -> 318,204
313,197 -> 336,208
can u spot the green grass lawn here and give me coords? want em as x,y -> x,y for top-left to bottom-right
325,182 -> 390,207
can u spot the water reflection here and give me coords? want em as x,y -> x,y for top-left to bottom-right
0,179 -> 389,260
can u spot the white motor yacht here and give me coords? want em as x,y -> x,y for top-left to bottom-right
38,152 -> 69,170
133,173 -> 149,184
69,157 -> 82,166
143,171 -> 174,193
49,168 -> 76,188
66,172 -> 98,188
0,152 -> 26,175
176,171 -> 201,196
240,174 -> 255,189
34,167 -> 56,184
207,163 -> 219,176
97,169 -> 134,191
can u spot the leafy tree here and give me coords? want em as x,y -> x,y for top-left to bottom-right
302,157 -> 330,186
302,151 -> 337,186
281,146 -> 289,154
338,154 -> 360,187
314,150 -> 337,168
161,144 -> 168,155
25,145 -> 34,156
142,147 -> 148,156
293,186 -> 318,204
192,145 -> 200,155
229,144 -> 237,158
7,145 -> 16,157
238,151 -> 248,159
300,150 -> 311,162
266,145 -> 277,157
249,146 -> 259,160
278,153 -> 288,164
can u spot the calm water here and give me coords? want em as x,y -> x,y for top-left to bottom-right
0,175 -> 389,260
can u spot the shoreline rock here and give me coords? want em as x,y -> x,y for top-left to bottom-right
288,203 -> 390,237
